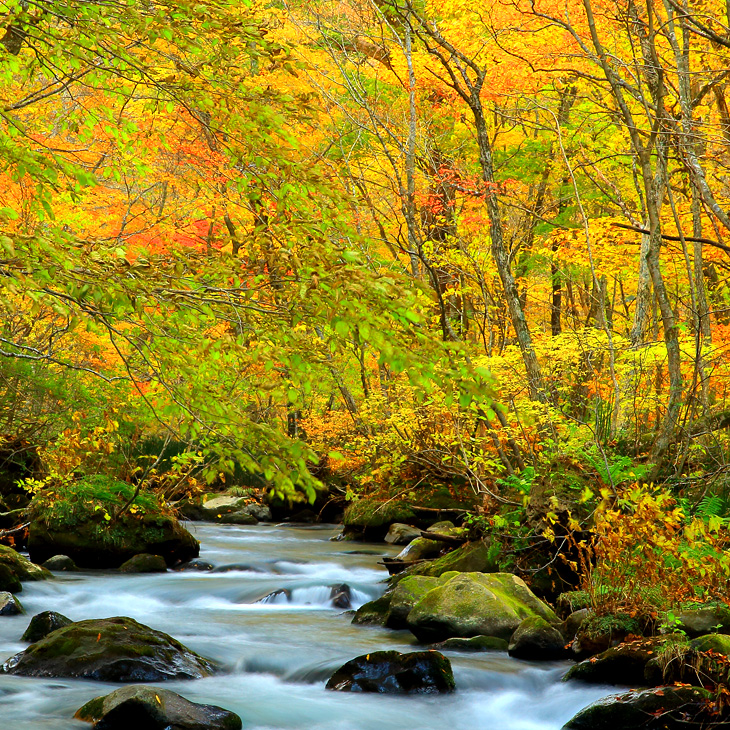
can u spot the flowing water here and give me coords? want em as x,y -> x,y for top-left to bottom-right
0,523 -> 618,729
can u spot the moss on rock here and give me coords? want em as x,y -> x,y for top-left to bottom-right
406,572 -> 558,643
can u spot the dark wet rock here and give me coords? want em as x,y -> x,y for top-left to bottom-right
173,559 -> 215,572
326,650 -> 455,694
75,685 -> 242,730
384,523 -> 421,545
244,503 -> 271,522
562,686 -> 713,730
42,555 -> 78,572
385,576 -> 440,630
508,616 -> 567,660
351,594 -> 391,626
329,584 -> 351,609
119,554 -> 167,574
2,616 -> 217,681
406,572 -> 558,643
0,591 -> 23,615
21,610 -> 73,642
564,638 -> 663,686
432,635 -> 508,652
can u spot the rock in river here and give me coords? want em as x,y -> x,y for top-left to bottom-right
21,610 -> 73,642
406,572 -> 558,643
0,591 -> 23,615
75,685 -> 242,730
119,553 -> 167,573
326,650 -> 455,694
562,686 -> 713,730
2,616 -> 217,681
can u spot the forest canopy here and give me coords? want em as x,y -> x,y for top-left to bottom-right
2,0 -> 730,509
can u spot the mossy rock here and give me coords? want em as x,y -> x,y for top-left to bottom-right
75,685 -> 242,730
119,554 -> 167,574
572,613 -> 643,658
690,633 -> 730,655
343,498 -> 416,531
394,540 -> 498,583
562,686 -> 713,730
0,544 -> 49,585
2,616 -> 217,681
351,594 -> 392,626
386,576 -> 441,629
508,616 -> 567,660
431,635 -> 508,652
27,476 -> 199,569
325,650 -> 455,694
406,572 -> 558,643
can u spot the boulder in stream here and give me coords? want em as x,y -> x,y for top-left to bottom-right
351,594 -> 391,625
326,650 -> 455,694
508,616 -> 567,660
21,610 -> 73,642
2,616 -> 217,681
406,572 -> 558,643
42,555 -> 78,571
384,523 -> 421,545
562,686 -> 714,730
75,685 -> 242,730
329,584 -> 351,609
26,475 -> 200,569
0,591 -> 23,615
119,553 -> 167,573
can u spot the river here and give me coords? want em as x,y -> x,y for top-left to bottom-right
0,523 -> 616,729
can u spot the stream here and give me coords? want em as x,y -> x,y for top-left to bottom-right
0,523 -> 618,729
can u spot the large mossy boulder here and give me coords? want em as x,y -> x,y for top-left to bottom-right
27,475 -> 199,568
2,616 -> 216,681
386,576 -> 441,629
406,572 -> 558,643
562,686 -> 713,730
75,685 -> 242,730
325,650 -> 455,694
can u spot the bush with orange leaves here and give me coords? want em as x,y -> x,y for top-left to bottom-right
575,485 -> 730,619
